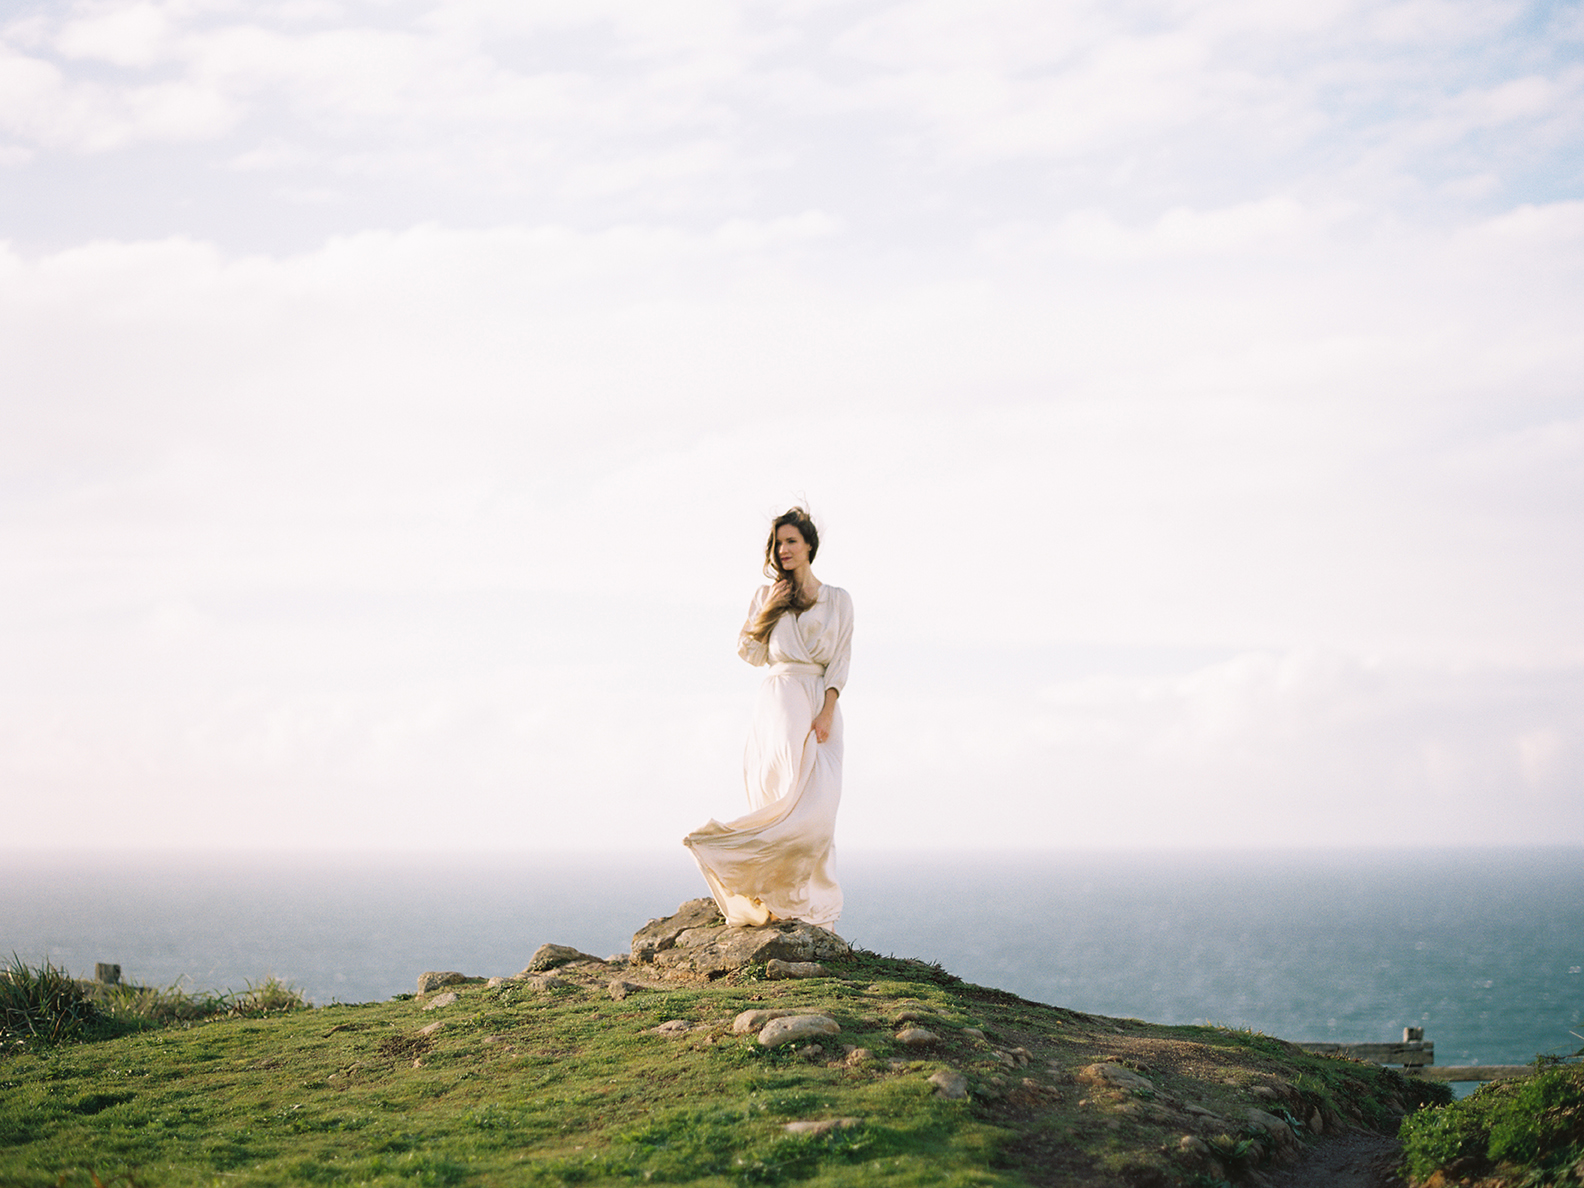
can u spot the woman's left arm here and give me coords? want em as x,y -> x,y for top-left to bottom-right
812,688 -> 839,743
812,590 -> 852,743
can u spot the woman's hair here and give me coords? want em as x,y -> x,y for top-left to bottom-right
746,506 -> 820,644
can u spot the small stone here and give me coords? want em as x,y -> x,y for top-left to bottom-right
1179,1135 -> 1210,1155
783,1118 -> 860,1136
533,973 -> 575,990
765,959 -> 826,979
417,971 -> 466,996
525,943 -> 604,973
929,1069 -> 968,1099
422,991 -> 458,1011
1076,1062 -> 1153,1092
732,1008 -> 800,1034
416,1021 -> 446,1037
845,1047 -> 873,1066
895,1027 -> 936,1046
893,1009 -> 935,1023
608,979 -> 643,1001
654,1019 -> 692,1035
962,1027 -> 986,1040
758,1015 -> 841,1047
800,1044 -> 826,1061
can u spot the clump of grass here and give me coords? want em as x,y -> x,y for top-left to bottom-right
1401,1058 -> 1584,1184
90,975 -> 309,1028
0,955 -> 102,1046
2,956 -> 309,1051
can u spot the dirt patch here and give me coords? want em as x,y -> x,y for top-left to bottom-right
1266,1130 -> 1406,1188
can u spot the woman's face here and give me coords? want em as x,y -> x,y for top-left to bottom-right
775,525 -> 811,573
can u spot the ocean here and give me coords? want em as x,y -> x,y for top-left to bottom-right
4,848 -> 1580,1096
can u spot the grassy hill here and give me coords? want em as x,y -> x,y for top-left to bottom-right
1,949 -> 1452,1188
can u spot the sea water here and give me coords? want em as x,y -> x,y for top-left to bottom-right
3,848 -> 1580,1095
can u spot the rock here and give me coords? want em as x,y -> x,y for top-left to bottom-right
929,1069 -> 968,1099
893,1009 -> 935,1023
1179,1135 -> 1210,1156
422,991 -> 458,1011
1076,1063 -> 1154,1092
732,1008 -> 801,1035
417,971 -> 467,995
799,1044 -> 826,1061
845,1047 -> 873,1066
895,1027 -> 937,1046
653,1019 -> 693,1035
1251,1085 -> 1279,1100
765,959 -> 826,979
525,943 -> 604,973
630,899 -> 724,963
1309,1108 -> 1325,1134
758,1015 -> 841,1047
523,974 -> 573,991
783,1118 -> 860,1136
962,1027 -> 986,1040
485,977 -> 505,988
608,979 -> 643,1001
416,1021 -> 445,1037
651,921 -> 851,979
1245,1107 -> 1298,1147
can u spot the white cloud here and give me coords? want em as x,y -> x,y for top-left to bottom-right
2,0 -> 1582,852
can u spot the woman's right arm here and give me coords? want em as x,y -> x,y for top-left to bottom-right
737,585 -> 771,666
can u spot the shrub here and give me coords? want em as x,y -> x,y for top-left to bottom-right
1401,1063 -> 1584,1184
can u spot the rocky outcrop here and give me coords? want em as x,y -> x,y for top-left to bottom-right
629,903 -> 850,979
524,944 -> 605,972
630,898 -> 724,963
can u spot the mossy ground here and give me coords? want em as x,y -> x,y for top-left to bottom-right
0,951 -> 1433,1187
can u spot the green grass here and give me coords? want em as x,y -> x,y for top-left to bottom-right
1400,1058 -> 1584,1185
0,950 -> 1436,1187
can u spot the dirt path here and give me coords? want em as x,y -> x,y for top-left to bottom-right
1266,1131 -> 1405,1188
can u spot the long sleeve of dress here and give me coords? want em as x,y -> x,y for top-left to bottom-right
737,586 -> 770,667
820,587 -> 854,694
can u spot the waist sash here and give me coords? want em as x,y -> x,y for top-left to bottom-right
767,661 -> 825,679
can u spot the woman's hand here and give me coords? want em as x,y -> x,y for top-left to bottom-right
811,706 -> 834,744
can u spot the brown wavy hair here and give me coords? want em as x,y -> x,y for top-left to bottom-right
746,506 -> 820,644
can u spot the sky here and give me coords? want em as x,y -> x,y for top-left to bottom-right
2,0 -> 1582,854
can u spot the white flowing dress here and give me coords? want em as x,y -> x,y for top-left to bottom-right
684,583 -> 853,929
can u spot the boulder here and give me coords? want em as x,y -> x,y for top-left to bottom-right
929,1069 -> 968,1099
651,921 -> 851,979
422,991 -> 459,1011
417,971 -> 467,996
758,1014 -> 841,1047
895,1027 -> 937,1046
522,973 -> 573,991
732,1008 -> 801,1035
524,943 -> 604,973
630,898 -> 724,963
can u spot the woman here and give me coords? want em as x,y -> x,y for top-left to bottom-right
684,507 -> 853,930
